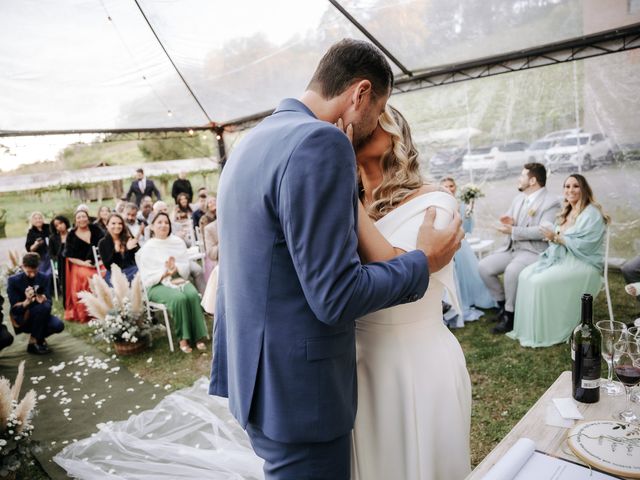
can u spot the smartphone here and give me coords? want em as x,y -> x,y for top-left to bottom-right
34,285 -> 41,295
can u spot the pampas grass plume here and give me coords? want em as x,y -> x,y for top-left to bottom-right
0,377 -> 12,428
78,290 -> 110,320
15,389 -> 37,433
10,360 -> 25,402
111,264 -> 129,303
130,273 -> 144,318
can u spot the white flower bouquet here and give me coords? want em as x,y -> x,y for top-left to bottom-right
458,184 -> 485,204
79,265 -> 151,345
0,361 -> 40,478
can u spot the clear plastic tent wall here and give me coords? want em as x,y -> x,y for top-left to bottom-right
0,0 -> 638,259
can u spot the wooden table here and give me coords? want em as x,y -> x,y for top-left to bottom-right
467,371 -> 634,479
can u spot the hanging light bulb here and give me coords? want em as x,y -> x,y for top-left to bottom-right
188,129 -> 194,135
167,110 -> 173,117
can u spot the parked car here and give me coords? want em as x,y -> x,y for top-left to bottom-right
462,141 -> 529,176
544,133 -> 617,171
428,147 -> 465,177
543,128 -> 583,140
525,138 -> 557,164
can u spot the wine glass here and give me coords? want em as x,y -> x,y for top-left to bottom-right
612,338 -> 640,423
628,327 -> 640,404
595,320 -> 626,396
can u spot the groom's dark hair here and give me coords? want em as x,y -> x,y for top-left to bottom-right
307,39 -> 394,100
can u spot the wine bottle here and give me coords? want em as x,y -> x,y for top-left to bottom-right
571,294 -> 601,403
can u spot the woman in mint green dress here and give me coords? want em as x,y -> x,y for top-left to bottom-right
508,174 -> 608,347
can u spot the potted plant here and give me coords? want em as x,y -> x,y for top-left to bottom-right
0,361 -> 40,480
79,265 -> 151,355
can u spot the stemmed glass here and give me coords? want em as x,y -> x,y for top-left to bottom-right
613,338 -> 640,423
595,320 -> 626,396
628,327 -> 640,404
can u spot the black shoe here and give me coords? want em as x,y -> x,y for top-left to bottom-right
27,343 -> 50,355
491,312 -> 514,334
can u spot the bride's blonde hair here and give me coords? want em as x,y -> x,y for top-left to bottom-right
362,105 -> 424,220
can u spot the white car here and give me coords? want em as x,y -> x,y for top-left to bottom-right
462,141 -> 529,176
525,138 -> 557,164
543,128 -> 583,141
544,133 -> 616,171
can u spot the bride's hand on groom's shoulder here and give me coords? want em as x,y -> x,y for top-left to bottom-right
417,208 -> 464,273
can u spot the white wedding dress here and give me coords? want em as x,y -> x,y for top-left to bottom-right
351,192 -> 472,480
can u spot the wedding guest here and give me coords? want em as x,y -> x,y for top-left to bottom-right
114,198 -> 128,215
25,211 -> 52,277
440,178 -> 496,322
479,163 -> 561,334
171,172 -> 193,203
199,196 -> 217,229
126,168 -> 162,206
137,196 -> 153,224
123,203 -> 144,242
191,189 -> 208,227
94,205 -> 111,233
98,213 -> 139,284
49,215 -> 71,305
201,214 -> 219,316
64,209 -> 105,323
172,193 -> 193,221
202,197 -> 218,278
509,174 -> 608,347
622,255 -> 640,304
0,293 -> 14,352
7,253 -> 64,354
136,212 -> 208,353
173,210 -> 194,247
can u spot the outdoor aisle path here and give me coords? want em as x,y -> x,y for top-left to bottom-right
0,329 -> 168,479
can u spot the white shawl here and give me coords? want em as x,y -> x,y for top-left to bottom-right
136,235 -> 192,289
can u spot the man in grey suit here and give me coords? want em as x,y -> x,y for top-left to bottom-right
479,163 -> 561,334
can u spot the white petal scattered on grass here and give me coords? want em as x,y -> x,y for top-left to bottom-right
37,395 -> 46,400
146,358 -> 153,364
126,388 -> 134,393
164,384 -> 171,390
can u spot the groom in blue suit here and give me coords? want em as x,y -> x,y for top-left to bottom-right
210,39 -> 462,479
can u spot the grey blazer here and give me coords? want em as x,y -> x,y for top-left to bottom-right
502,188 -> 561,254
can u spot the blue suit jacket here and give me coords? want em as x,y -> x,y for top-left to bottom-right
209,99 -> 429,443
7,271 -> 52,323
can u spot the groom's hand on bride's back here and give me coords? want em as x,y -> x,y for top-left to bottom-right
417,208 -> 464,273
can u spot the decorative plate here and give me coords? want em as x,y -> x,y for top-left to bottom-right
567,420 -> 640,478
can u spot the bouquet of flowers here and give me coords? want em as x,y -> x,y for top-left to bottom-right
458,183 -> 485,204
0,361 -> 40,479
79,265 -> 150,345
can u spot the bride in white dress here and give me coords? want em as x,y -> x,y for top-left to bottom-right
351,106 -> 472,480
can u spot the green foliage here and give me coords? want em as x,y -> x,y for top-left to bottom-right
138,134 -> 212,162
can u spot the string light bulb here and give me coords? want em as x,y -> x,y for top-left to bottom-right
167,110 -> 173,117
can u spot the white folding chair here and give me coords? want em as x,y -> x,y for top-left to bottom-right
91,245 -> 103,277
603,226 -> 614,322
50,259 -> 59,301
142,283 -> 175,352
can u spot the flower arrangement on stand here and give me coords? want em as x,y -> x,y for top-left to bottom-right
79,265 -> 151,356
0,361 -> 40,480
458,183 -> 485,218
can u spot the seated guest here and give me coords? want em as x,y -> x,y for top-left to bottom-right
191,189 -> 208,228
508,174 -> 608,347
173,210 -> 194,247
440,178 -> 496,322
173,193 -> 193,221
137,196 -> 153,224
114,198 -> 128,215
201,214 -> 219,315
49,215 -> 71,305
123,203 -> 144,243
0,293 -> 14,352
622,255 -> 640,305
25,211 -> 52,277
143,201 -> 169,242
201,197 -> 218,280
98,213 -> 139,284
171,172 -> 193,203
94,205 -> 111,233
7,253 -> 64,354
479,163 -> 561,334
64,209 -> 105,323
199,196 -> 217,229
136,212 -> 208,353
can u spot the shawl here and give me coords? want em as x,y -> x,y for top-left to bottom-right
136,235 -> 192,289
534,204 -> 606,272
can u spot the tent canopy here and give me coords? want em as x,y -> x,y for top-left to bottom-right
2,0 -> 639,135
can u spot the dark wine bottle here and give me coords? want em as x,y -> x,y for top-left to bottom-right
571,294 -> 601,403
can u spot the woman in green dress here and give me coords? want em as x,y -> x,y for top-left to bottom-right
508,174 -> 608,347
136,212 -> 208,353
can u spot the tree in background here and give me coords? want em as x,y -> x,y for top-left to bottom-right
138,133 -> 212,162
